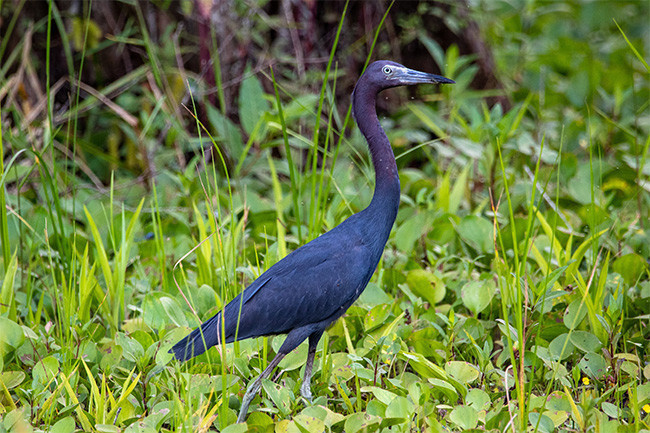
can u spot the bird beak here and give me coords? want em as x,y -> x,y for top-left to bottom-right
398,67 -> 455,85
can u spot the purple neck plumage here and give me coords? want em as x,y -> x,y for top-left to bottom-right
352,78 -> 400,223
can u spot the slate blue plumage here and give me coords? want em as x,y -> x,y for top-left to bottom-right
170,60 -> 454,422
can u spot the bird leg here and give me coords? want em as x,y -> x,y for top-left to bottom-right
300,347 -> 316,402
299,332 -> 323,403
237,352 -> 286,423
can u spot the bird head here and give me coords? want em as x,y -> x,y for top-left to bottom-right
361,60 -> 454,90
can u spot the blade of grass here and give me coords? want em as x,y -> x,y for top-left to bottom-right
0,0 -> 27,78
267,154 -> 287,258
614,19 -> 649,72
308,0 -> 349,238
271,65 -> 302,243
0,104 -> 10,264
322,1 -> 396,227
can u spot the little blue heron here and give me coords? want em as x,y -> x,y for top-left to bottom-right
170,60 -> 454,422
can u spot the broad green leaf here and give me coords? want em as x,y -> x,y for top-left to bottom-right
206,104 -> 244,157
239,69 -> 269,136
99,342 -> 123,371
294,414 -> 325,433
358,282 -> 392,307
96,425 -> 120,433
277,339 -> 308,371
549,334 -> 574,360
394,211 -> 432,252
221,423 -> 248,433
142,293 -> 188,329
570,331 -> 602,353
456,215 -> 494,254
445,361 -> 480,384
543,409 -> 569,428
360,386 -> 397,406
612,253 -> 647,285
50,417 -> 75,433
364,304 -> 391,331
529,412 -> 554,433
406,269 -> 446,305
300,406 -> 345,428
0,253 -> 17,320
461,280 -> 496,315
32,356 -> 59,385
274,420 -> 301,433
384,395 -> 414,421
601,402 -> 621,419
124,422 -> 156,433
246,412 -> 274,430
0,317 -> 24,355
567,164 -> 602,205
0,371 -> 24,389
637,383 -> 650,404
465,388 -> 490,410
579,352 -> 607,379
563,299 -> 587,330
449,405 -> 478,430
344,412 -> 381,433
366,399 -> 387,418
428,378 -> 458,402
116,332 -> 144,363
261,379 -> 293,416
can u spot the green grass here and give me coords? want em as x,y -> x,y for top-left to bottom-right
1,1 -> 649,432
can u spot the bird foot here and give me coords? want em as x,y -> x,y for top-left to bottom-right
300,384 -> 313,403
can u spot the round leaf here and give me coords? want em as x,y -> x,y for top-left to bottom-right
50,417 -> 75,433
294,414 -> 325,433
570,331 -> 602,353
364,304 -> 392,331
385,396 -> 414,420
601,402 -> 621,419
613,253 -> 647,285
549,334 -> 574,360
449,405 -> 478,430
406,269 -> 446,305
32,356 -> 59,385
456,215 -> 494,254
465,388 -> 490,410
0,318 -> 24,355
0,371 -> 24,390
445,361 -> 480,384
563,299 -> 587,330
344,412 -> 381,433
528,412 -> 554,433
579,352 -> 607,379
461,281 -> 496,315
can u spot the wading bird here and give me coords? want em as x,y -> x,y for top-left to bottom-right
170,60 -> 454,422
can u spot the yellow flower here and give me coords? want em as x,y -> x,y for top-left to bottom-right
582,377 -> 590,385
643,403 -> 650,413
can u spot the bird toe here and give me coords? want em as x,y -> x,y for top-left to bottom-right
300,386 -> 313,403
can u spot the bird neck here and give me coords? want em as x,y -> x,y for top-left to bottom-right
352,83 -> 400,224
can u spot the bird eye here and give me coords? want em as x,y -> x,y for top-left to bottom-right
382,66 -> 392,75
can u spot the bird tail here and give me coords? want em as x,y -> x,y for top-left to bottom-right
169,312 -> 224,361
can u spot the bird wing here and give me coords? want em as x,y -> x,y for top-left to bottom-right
222,226 -> 377,341
170,221 -> 380,361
